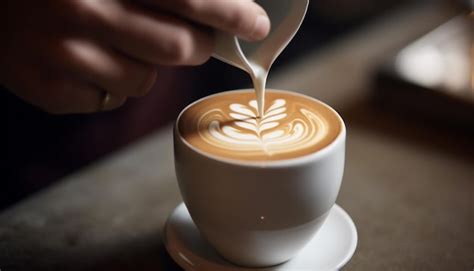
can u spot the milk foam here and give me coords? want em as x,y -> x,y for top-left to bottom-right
199,99 -> 329,156
179,90 -> 341,161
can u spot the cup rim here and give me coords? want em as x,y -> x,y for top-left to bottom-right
175,89 -> 346,167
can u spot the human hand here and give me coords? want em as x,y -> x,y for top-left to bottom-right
0,0 -> 270,113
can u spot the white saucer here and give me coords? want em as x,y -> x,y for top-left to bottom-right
164,203 -> 357,271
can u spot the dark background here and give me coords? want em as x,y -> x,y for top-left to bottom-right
4,0 -> 449,209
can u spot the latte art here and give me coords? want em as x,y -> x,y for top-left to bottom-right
200,99 -> 329,157
179,90 -> 342,161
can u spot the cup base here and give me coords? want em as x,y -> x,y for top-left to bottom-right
163,202 -> 357,271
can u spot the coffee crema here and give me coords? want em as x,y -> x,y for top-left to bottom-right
178,90 -> 342,161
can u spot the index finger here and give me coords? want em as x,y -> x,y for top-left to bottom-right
140,0 -> 271,41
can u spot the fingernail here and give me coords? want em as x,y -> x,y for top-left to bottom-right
250,15 -> 270,41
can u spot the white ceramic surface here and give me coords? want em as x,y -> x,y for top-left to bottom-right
164,202 -> 358,271
174,90 -> 346,267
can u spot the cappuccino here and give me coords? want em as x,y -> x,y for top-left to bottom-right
178,90 -> 342,161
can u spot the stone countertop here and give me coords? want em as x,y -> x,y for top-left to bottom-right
1,2 -> 473,271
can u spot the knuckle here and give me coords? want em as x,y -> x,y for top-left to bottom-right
54,39 -> 77,65
51,39 -> 93,78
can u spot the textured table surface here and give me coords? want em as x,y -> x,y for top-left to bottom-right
1,3 -> 473,271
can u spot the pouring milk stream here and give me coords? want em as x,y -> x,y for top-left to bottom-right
212,0 -> 309,118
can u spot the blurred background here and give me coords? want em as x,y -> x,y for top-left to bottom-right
2,0 -> 472,209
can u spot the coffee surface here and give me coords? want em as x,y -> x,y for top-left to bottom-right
178,90 -> 342,161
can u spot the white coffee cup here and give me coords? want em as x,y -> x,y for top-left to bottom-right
174,90 -> 346,267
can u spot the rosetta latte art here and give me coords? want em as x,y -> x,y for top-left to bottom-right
197,99 -> 329,156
